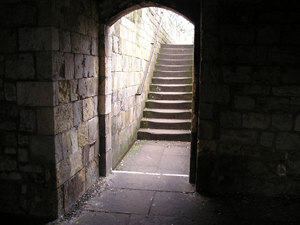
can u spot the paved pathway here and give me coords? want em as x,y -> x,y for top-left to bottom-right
49,141 -> 300,225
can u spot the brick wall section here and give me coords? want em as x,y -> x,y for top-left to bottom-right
197,0 -> 300,197
106,8 -> 190,167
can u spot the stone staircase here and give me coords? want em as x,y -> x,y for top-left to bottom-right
138,44 -> 193,141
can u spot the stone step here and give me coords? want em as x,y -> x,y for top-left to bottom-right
153,71 -> 192,78
157,59 -> 192,65
158,53 -> 193,60
155,65 -> 192,71
143,108 -> 192,119
152,77 -> 192,84
150,84 -> 192,92
146,100 -> 192,109
138,128 -> 191,141
161,44 -> 194,49
148,92 -> 192,101
140,118 -> 191,130
160,48 -> 193,55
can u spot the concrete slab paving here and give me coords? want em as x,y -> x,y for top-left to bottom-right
107,173 -> 195,193
62,211 -> 130,225
48,140 -> 300,225
85,188 -> 154,215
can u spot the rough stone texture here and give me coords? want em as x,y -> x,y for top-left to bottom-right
1,0 -> 300,222
196,0 -> 300,199
107,8 -> 191,167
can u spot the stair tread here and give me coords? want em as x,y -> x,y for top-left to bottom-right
154,70 -> 192,72
141,118 -> 191,123
147,100 -> 192,103
144,108 -> 192,113
139,128 -> 191,134
152,77 -> 192,80
149,91 -> 192,95
151,84 -> 192,87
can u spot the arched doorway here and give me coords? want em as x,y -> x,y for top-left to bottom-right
98,2 -> 200,185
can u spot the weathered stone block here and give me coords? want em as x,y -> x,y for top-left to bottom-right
78,122 -> 88,148
20,109 -> 36,133
282,67 -> 300,84
234,96 -> 255,110
64,53 -> 74,80
78,79 -> 87,98
0,121 -> 16,131
37,107 -> 54,135
93,96 -> 98,117
18,148 -> 28,162
63,169 -> 85,211
83,98 -> 94,121
19,27 -> 59,51
73,100 -> 83,126
54,134 -> 63,163
17,82 -> 55,106
220,111 -> 241,128
56,148 -> 83,188
283,25 -> 300,45
221,25 -> 255,44
36,52 -> 63,80
221,129 -> 258,144
260,132 -> 274,147
58,81 -> 71,104
85,160 -> 98,190
257,25 -> 280,44
86,78 -> 98,97
72,33 -> 91,54
88,116 -> 99,144
276,132 -> 300,150
81,35 -> 91,55
5,54 -> 35,80
4,147 -> 16,154
295,115 -> 300,131
60,31 -> 71,52
30,135 -> 55,164
71,33 -> 81,53
14,4 -> 37,26
200,84 -> 230,103
199,120 -> 215,139
243,85 -> 270,95
92,38 -> 98,55
0,29 -> 17,53
223,66 -> 252,83
54,103 -> 73,134
0,156 -> 17,171
18,135 -> 30,146
4,83 -> 16,101
273,86 -> 300,97
70,80 -> 78,102
84,55 -> 95,77
243,113 -> 271,130
253,67 -> 281,85
75,54 -> 84,79
271,114 -> 293,131
61,128 -> 78,158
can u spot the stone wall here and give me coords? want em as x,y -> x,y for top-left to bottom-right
50,0 -> 100,215
0,0 -> 58,219
0,0 -> 99,219
105,7 -> 193,168
197,0 -> 300,197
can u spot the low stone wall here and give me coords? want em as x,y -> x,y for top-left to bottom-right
106,7 -> 193,167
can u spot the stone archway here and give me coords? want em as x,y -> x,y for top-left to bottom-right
98,2 -> 200,184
